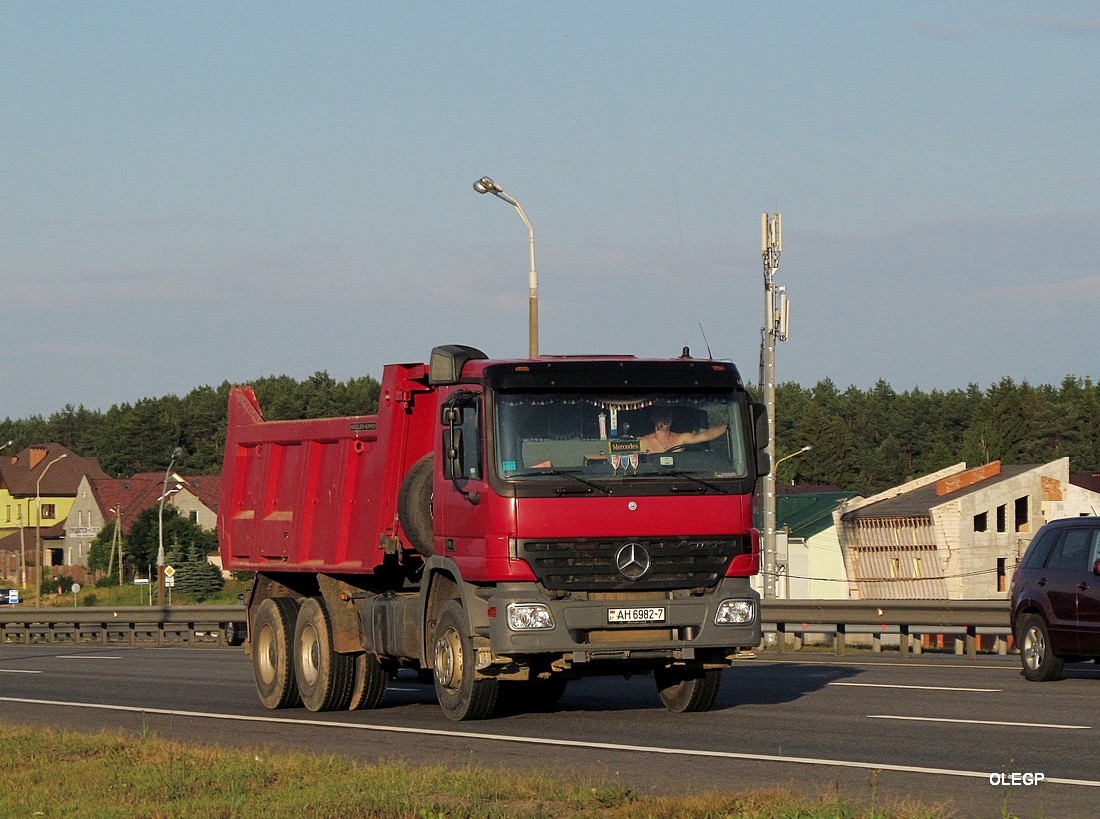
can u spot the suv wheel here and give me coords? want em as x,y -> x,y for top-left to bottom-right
1019,613 -> 1065,682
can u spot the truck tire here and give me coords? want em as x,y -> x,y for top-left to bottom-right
293,597 -> 355,712
252,597 -> 301,710
1019,613 -> 1065,682
398,454 -> 435,556
654,666 -> 722,713
432,600 -> 498,720
223,620 -> 246,646
347,652 -> 388,710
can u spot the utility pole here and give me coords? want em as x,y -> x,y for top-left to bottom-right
759,212 -> 788,600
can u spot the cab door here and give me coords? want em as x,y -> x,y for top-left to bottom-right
433,392 -> 493,578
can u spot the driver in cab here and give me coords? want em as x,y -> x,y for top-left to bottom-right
639,412 -> 728,454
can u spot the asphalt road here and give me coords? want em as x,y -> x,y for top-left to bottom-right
2,645 -> 1097,816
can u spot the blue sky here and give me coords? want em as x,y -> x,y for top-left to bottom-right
2,3 -> 1098,419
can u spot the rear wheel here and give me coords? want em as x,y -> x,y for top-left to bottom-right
1019,613 -> 1065,682
432,601 -> 498,720
252,597 -> 301,710
293,597 -> 355,711
654,666 -> 722,713
347,652 -> 388,711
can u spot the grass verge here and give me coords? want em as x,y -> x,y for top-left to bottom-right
0,722 -> 956,818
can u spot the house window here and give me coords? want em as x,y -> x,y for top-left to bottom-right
912,557 -> 923,578
997,558 -> 1007,593
974,512 -> 988,532
189,510 -> 198,523
4,505 -> 9,523
1015,497 -> 1029,533
890,558 -> 901,578
997,505 -> 1006,533
40,503 -> 56,520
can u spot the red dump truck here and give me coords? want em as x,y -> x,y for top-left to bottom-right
219,344 -> 768,720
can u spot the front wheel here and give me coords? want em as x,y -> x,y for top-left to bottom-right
432,601 -> 498,721
1019,613 -> 1065,682
654,666 -> 722,713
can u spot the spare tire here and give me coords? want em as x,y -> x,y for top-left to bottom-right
398,453 -> 435,556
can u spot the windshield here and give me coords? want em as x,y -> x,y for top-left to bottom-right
493,390 -> 749,482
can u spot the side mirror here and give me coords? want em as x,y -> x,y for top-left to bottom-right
752,402 -> 771,477
440,407 -> 479,506
442,428 -> 463,481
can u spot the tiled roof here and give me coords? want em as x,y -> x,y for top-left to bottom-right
0,522 -> 65,552
0,444 -> 107,497
1071,473 -> 1100,494
841,463 -> 1040,520
90,473 -> 221,534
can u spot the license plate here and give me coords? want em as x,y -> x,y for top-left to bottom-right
608,607 -> 666,624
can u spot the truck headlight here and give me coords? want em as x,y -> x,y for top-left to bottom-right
714,599 -> 755,625
507,603 -> 555,631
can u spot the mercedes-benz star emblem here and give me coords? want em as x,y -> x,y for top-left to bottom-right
615,542 -> 651,581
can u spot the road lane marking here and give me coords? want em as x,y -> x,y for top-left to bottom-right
1,696 -> 1098,789
0,670 -> 41,674
869,714 -> 1090,730
750,657 -> 1018,671
56,655 -> 123,660
831,682 -> 1001,692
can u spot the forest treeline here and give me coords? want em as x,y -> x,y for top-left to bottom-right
3,373 -> 1099,496
0,371 -> 381,476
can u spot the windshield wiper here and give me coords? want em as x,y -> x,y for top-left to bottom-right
508,469 -> 613,495
648,470 -> 730,494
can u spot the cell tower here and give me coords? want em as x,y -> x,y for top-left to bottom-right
759,212 -> 788,600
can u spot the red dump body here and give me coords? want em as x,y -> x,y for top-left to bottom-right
218,362 -> 435,573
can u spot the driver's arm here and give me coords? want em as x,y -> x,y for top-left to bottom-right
679,424 -> 728,445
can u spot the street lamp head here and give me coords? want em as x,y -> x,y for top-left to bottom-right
171,447 -> 184,458
473,176 -> 502,195
800,445 -> 813,453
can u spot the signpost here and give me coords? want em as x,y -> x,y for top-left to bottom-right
164,565 -> 175,606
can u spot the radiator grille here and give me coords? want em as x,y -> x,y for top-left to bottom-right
518,537 -> 746,591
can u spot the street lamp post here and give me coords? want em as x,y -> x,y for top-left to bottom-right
35,453 -> 67,608
158,448 -> 184,606
774,445 -> 812,477
473,176 -> 539,358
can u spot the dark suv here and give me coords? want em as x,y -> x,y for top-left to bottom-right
1010,516 -> 1100,681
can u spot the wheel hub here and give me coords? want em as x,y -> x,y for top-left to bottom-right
434,627 -> 462,691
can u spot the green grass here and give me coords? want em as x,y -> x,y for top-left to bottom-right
0,723 -> 956,818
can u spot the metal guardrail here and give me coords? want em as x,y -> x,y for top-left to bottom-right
0,605 -> 245,647
762,598 -> 1013,659
0,600 -> 1013,658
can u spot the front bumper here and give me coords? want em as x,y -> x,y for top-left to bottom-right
483,577 -> 760,664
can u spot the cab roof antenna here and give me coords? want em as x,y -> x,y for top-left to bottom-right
698,322 -> 713,359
